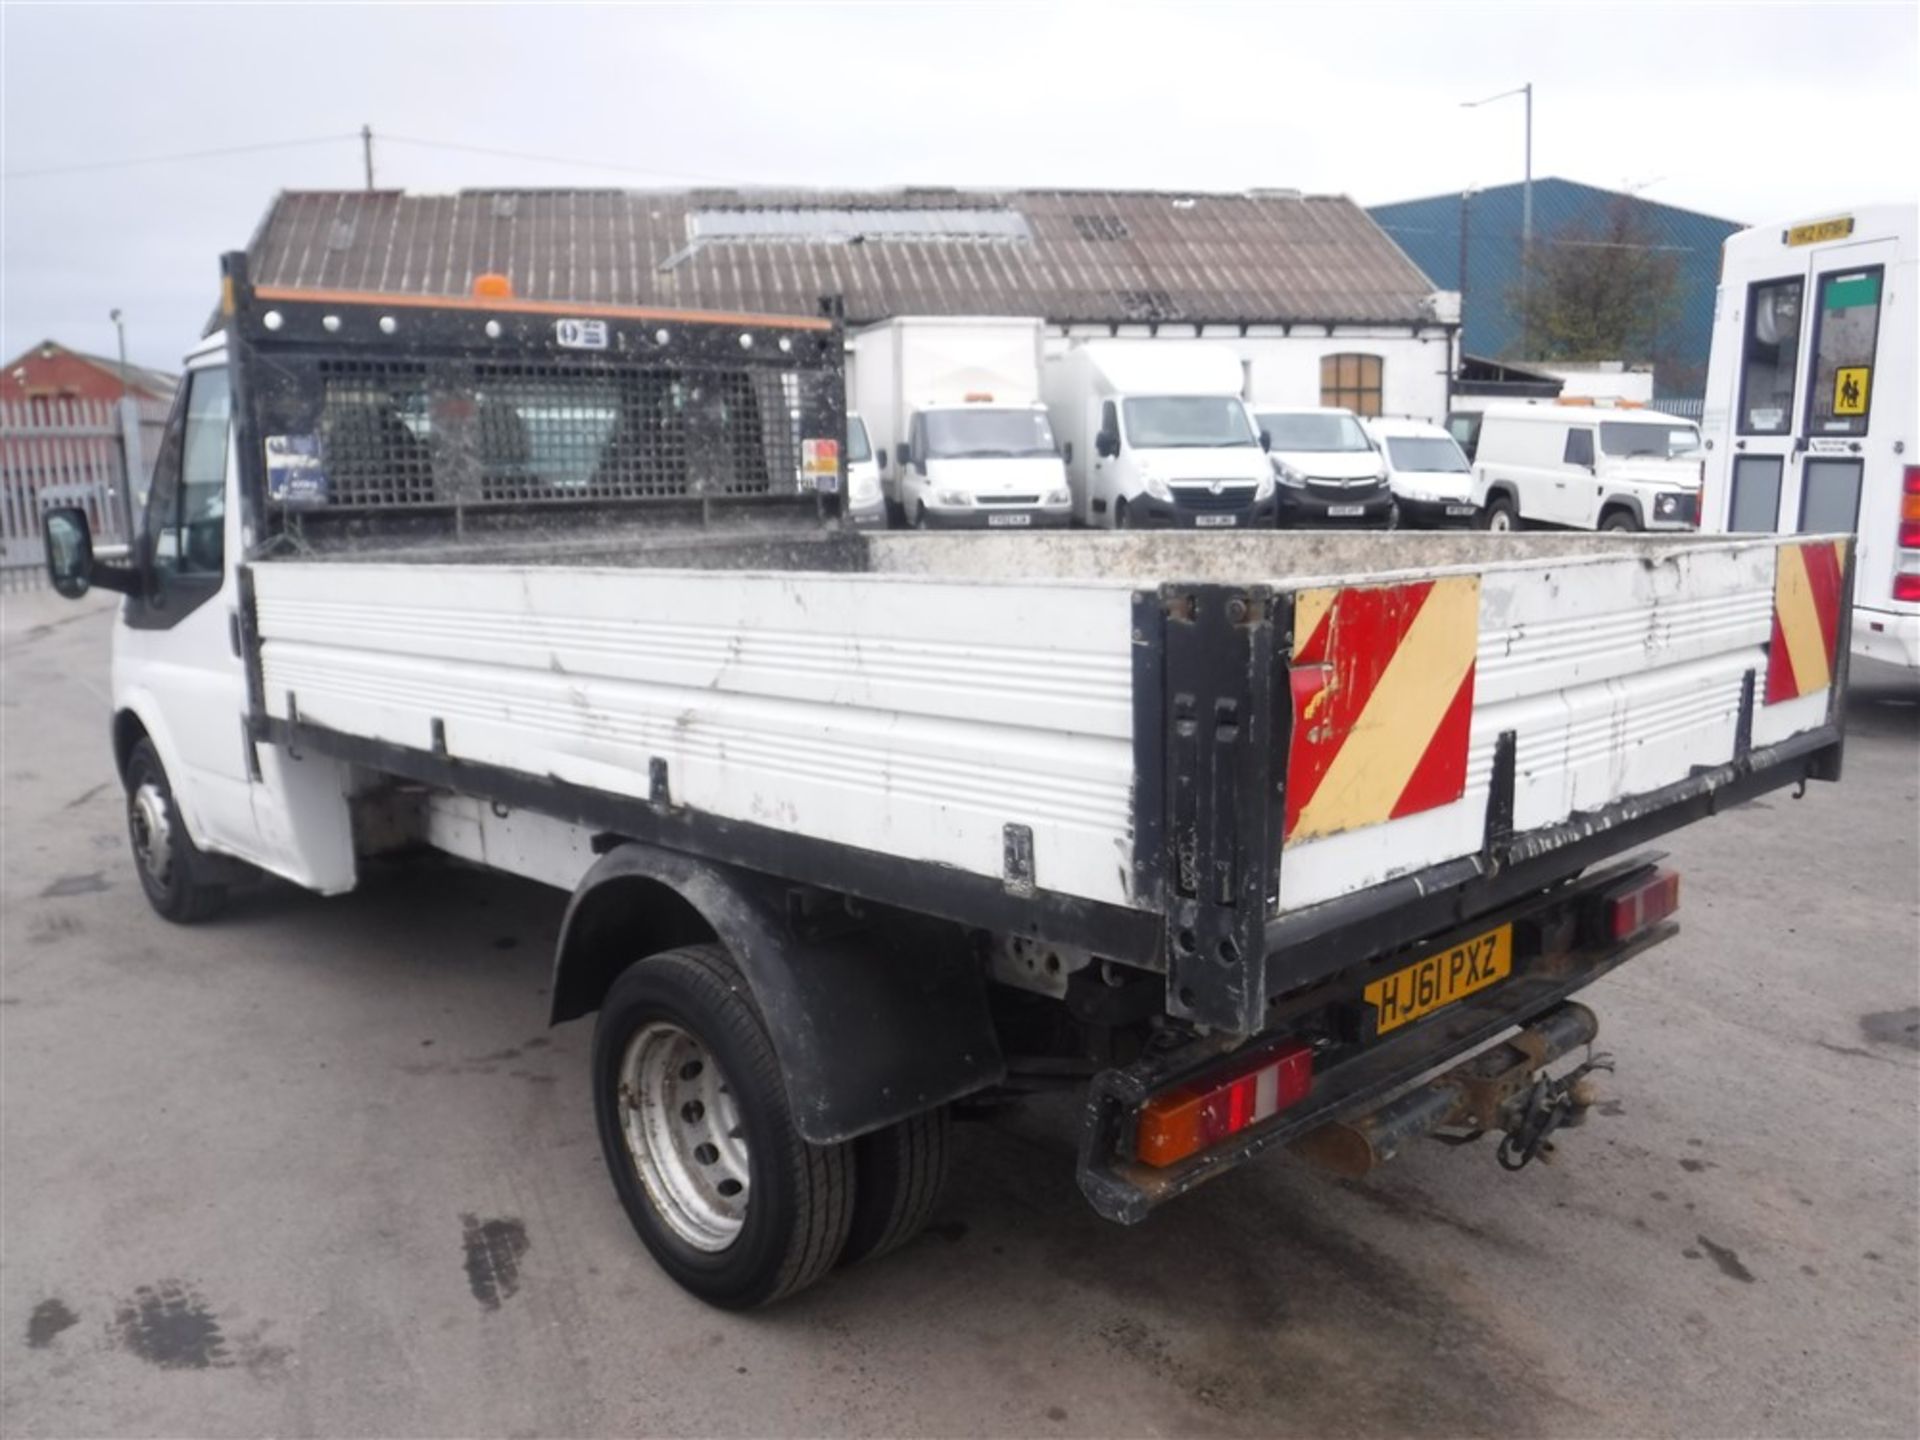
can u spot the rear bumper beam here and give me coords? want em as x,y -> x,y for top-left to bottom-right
1077,858 -> 1676,1224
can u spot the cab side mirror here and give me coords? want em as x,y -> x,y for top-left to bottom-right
1095,429 -> 1119,460
895,442 -> 911,469
41,506 -> 137,599
1061,441 -> 1074,465
1259,429 -> 1272,453
875,448 -> 888,470
43,507 -> 96,598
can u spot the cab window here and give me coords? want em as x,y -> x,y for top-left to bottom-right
1563,428 -> 1595,467
149,366 -> 230,579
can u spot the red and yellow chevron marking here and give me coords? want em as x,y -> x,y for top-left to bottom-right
1765,539 -> 1847,704
1284,575 -> 1481,845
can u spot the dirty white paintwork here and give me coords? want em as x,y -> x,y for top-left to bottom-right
247,534 -> 1835,918
252,563 -> 1138,907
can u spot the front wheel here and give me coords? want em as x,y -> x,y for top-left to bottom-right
1600,510 -> 1641,532
592,945 -> 853,1309
124,739 -> 228,923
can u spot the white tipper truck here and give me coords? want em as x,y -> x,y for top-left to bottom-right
40,255 -> 1854,1309
849,316 -> 1069,530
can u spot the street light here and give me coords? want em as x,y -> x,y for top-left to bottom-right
1462,82 -> 1533,355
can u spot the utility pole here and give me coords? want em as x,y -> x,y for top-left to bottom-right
1462,82 -> 1534,358
361,123 -> 375,190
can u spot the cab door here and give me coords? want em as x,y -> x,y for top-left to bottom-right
113,362 -> 257,857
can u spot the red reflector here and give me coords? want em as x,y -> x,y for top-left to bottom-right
1895,573 -> 1920,603
1136,1041 -> 1313,1168
1899,521 -> 1920,550
1608,868 -> 1681,941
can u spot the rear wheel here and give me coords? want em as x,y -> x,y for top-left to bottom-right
1480,494 -> 1519,532
124,739 -> 227,923
840,1106 -> 952,1266
592,945 -> 853,1308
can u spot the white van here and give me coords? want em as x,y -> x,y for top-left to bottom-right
1043,341 -> 1274,528
1697,203 -> 1917,669
851,317 -> 1070,530
1472,403 -> 1704,532
1251,407 -> 1395,528
843,413 -> 884,528
1364,417 -> 1477,527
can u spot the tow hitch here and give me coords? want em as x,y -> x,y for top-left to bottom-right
1292,1002 -> 1611,1177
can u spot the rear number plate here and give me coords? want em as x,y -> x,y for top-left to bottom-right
1328,504 -> 1365,517
986,512 -> 1033,527
1365,925 -> 1512,1034
1194,514 -> 1239,528
1446,505 -> 1476,516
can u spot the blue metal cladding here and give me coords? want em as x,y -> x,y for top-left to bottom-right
1369,179 -> 1742,395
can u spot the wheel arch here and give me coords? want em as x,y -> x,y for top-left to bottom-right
552,842 -> 1004,1144
1599,495 -> 1646,528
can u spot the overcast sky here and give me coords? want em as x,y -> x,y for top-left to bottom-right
3,1 -> 1915,370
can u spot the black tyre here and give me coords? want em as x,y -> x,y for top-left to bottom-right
1113,497 -> 1133,530
591,944 -> 853,1309
840,1106 -> 952,1267
124,738 -> 227,923
1600,509 -> 1640,532
1480,494 -> 1519,532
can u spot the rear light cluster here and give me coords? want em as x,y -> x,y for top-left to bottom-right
1136,1041 -> 1313,1168
1606,867 -> 1682,942
1895,467 -> 1920,604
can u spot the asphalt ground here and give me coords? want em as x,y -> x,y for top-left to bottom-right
3,587 -> 1916,1438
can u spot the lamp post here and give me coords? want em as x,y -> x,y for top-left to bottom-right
1462,82 -> 1533,356
108,308 -> 136,537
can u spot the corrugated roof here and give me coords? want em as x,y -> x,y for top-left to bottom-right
1368,178 -> 1741,395
245,188 -> 1443,327
3,341 -> 179,399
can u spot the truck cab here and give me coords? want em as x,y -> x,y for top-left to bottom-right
1044,340 -> 1275,529
1365,416 -> 1477,527
1253,406 -> 1396,528
1472,402 -> 1704,532
895,401 -> 1070,529
844,412 -> 885,527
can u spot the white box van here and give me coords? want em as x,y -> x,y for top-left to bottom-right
1251,407 -> 1394,528
1043,341 -> 1275,529
1365,417 -> 1477,527
1472,403 -> 1704,532
851,317 -> 1070,530
844,412 -> 884,527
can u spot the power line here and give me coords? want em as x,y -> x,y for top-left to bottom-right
378,133 -> 753,186
2,132 -> 360,180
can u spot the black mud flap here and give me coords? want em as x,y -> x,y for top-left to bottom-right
552,843 -> 1005,1145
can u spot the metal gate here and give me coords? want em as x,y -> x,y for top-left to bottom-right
0,398 -> 146,591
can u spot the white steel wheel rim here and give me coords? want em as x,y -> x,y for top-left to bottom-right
618,1021 -> 749,1252
1488,508 -> 1514,532
130,781 -> 172,886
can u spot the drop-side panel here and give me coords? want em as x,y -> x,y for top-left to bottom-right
250,562 -> 1140,908
1276,539 -> 1821,913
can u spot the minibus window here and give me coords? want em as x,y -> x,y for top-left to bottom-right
1805,267 -> 1883,438
1737,277 -> 1802,435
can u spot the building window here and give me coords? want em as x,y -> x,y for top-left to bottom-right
1319,354 -> 1384,416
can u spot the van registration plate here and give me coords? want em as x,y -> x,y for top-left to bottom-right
1194,514 -> 1238,528
1364,925 -> 1512,1034
1328,504 -> 1365,517
986,512 -> 1033,527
